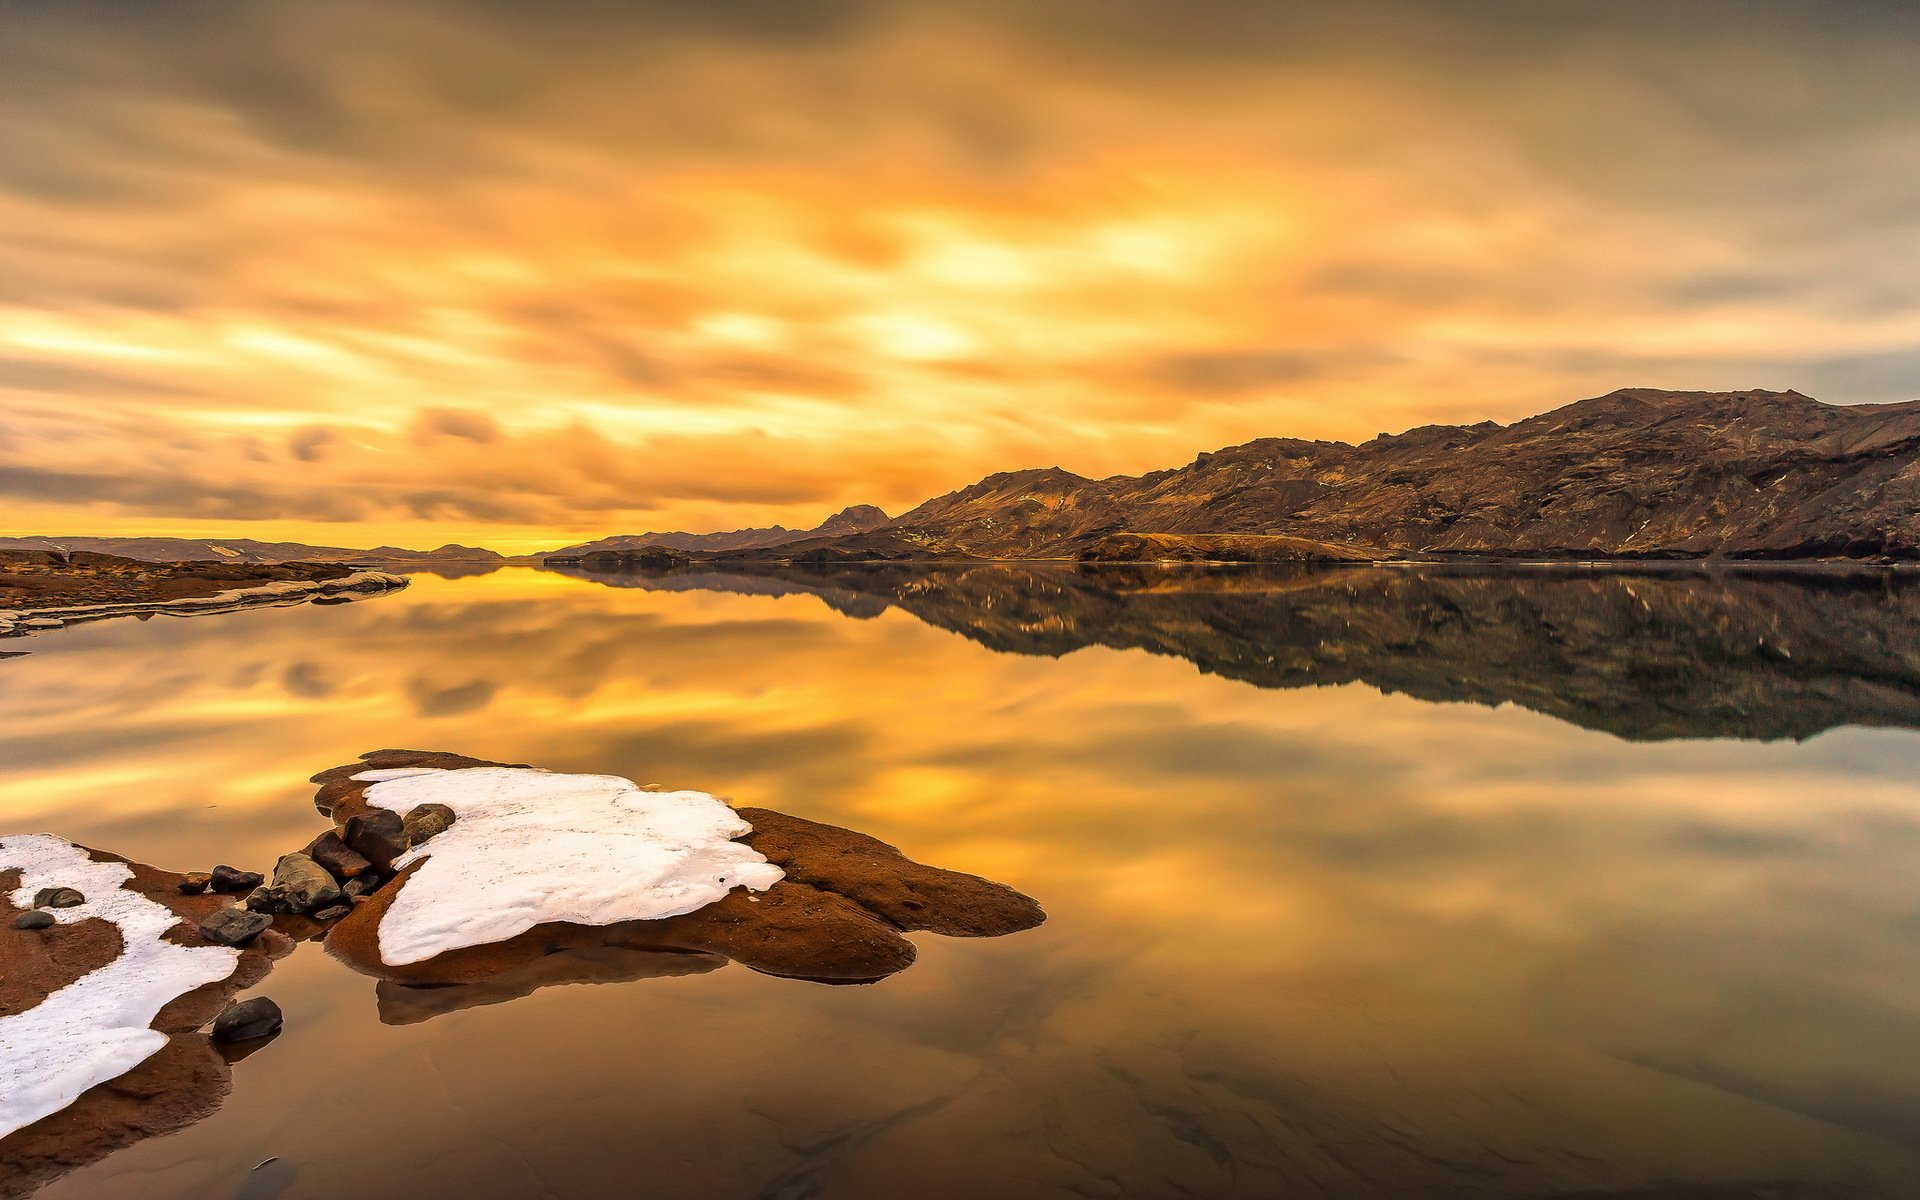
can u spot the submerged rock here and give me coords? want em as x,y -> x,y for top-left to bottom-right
210,997 -> 282,1042
196,907 -> 273,947
272,853 -> 342,913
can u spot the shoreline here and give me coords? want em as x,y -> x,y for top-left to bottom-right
0,569 -> 408,639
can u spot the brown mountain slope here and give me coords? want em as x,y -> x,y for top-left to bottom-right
765,390 -> 1920,561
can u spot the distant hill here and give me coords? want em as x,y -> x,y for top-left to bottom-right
543,504 -> 890,559
0,537 -> 506,565
745,389 -> 1920,562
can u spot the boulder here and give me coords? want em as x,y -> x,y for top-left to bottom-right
11,910 -> 55,930
210,997 -> 282,1042
209,865 -> 264,893
197,907 -> 273,946
306,831 -> 372,880
402,803 -> 456,847
33,887 -> 84,909
342,809 -> 408,868
245,885 -> 291,914
272,852 -> 342,913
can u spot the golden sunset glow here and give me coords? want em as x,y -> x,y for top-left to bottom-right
4,2 -> 1918,549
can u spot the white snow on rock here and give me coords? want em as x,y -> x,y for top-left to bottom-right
0,836 -> 241,1138
353,766 -> 785,966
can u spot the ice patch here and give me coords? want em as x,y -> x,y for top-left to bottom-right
0,836 -> 240,1138
351,767 -> 785,966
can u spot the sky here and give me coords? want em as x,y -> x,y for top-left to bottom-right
3,0 -> 1918,552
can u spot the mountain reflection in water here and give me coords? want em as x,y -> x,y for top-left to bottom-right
549,561 -> 1920,742
8,566 -> 1920,1199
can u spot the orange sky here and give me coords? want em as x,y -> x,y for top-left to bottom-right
3,1 -> 1918,552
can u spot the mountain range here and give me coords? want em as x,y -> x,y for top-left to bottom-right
543,504 -> 890,559
747,389 -> 1920,562
10,390 -> 1918,566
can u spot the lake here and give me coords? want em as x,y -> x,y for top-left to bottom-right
7,563 -> 1920,1199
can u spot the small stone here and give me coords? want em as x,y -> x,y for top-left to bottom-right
11,910 -> 55,930
197,907 -> 273,946
306,831 -> 372,880
245,885 -> 291,914
176,872 -> 213,894
209,865 -> 264,893
341,874 -> 380,899
211,996 -> 282,1042
33,887 -> 84,909
272,852 -> 342,913
342,809 -> 408,869
311,904 -> 351,922
402,803 -> 456,847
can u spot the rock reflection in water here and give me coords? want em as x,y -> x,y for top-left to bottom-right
551,560 -> 1920,741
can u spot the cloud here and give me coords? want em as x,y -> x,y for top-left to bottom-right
1,0 -> 1917,546
410,407 -> 499,445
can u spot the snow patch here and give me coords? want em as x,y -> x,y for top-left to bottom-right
0,836 -> 240,1138
352,767 -> 784,966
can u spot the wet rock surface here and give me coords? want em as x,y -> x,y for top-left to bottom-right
0,850 -> 290,1199
208,866 -> 262,893
196,908 -> 273,947
209,997 -> 281,1042
311,750 -> 1043,991
2,750 -> 1043,1193
272,853 -> 342,913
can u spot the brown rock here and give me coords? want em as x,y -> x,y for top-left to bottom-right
305,831 -> 371,880
271,853 -> 341,913
402,802 -> 456,847
208,865 -> 263,893
175,872 -> 212,894
341,810 -> 407,869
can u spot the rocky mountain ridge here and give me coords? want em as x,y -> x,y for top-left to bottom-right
751,389 -> 1920,562
543,504 -> 891,558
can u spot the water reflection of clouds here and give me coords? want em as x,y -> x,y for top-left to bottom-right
8,569 -> 1920,1194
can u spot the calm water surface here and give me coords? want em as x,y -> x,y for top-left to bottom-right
7,565 -> 1920,1198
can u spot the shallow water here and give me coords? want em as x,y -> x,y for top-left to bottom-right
7,564 -> 1920,1198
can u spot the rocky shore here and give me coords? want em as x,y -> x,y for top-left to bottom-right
0,750 -> 1042,1192
0,550 -> 406,639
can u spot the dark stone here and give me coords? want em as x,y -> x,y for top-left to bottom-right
306,831 -> 372,880
210,865 -> 264,893
311,904 -> 351,921
33,887 -> 84,909
176,872 -> 212,894
341,874 -> 381,899
342,809 -> 408,869
211,996 -> 283,1042
245,884 -> 291,914
197,907 -> 273,946
12,910 -> 55,930
272,852 -> 342,913
402,803 -> 456,847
